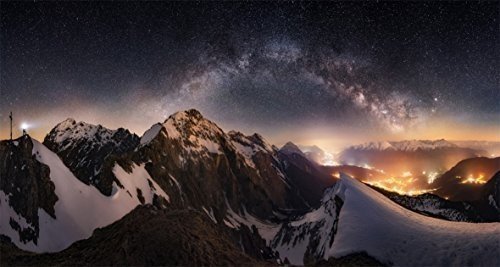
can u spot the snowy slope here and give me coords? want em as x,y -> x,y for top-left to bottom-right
45,118 -> 136,150
140,110 -> 224,155
329,174 -> 500,266
271,186 -> 341,265
273,173 -> 500,265
0,139 -> 168,252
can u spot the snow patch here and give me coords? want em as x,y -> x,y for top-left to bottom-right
139,123 -> 162,146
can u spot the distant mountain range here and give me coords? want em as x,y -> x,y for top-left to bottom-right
347,139 -> 461,151
337,139 -> 489,189
1,109 -> 499,265
452,140 -> 500,156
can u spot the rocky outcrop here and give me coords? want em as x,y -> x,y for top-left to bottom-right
278,142 -> 336,207
131,109 -> 310,220
472,171 -> 500,221
43,119 -> 140,195
0,136 -> 58,244
272,184 -> 344,265
482,171 -> 500,211
0,205 -> 264,266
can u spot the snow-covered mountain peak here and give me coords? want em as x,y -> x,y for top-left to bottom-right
351,141 -> 394,150
55,118 -> 77,129
46,119 -> 129,147
350,139 -> 458,151
393,139 -> 457,151
139,109 -> 227,155
162,109 -> 224,140
43,119 -> 140,195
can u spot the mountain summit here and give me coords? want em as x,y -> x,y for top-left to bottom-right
43,119 -> 140,195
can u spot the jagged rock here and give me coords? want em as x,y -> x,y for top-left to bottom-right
0,136 -> 58,244
0,205 -> 263,266
43,119 -> 140,195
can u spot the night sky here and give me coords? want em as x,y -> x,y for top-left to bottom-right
1,2 -> 498,151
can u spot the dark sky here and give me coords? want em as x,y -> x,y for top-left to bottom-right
1,2 -> 498,150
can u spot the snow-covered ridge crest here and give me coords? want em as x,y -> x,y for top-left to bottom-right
163,109 -> 224,140
330,173 -> 500,266
350,139 -> 458,151
47,118 -> 133,148
273,173 -> 500,265
140,109 -> 278,159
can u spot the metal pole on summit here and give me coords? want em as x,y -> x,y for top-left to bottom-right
9,111 -> 13,140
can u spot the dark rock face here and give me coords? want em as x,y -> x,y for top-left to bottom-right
482,171 -> 500,210
43,119 -> 140,195
315,252 -> 385,267
133,110 -> 310,220
0,205 -> 264,266
271,185 -> 344,266
278,142 -> 336,207
121,110 -> 324,261
473,171 -> 500,221
0,136 -> 58,244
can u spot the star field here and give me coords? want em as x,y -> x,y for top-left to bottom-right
0,2 -> 498,150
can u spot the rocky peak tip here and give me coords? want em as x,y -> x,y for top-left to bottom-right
283,141 -> 298,147
60,118 -> 76,124
166,109 -> 205,122
185,109 -> 202,117
280,141 -> 305,156
281,141 -> 301,151
54,118 -> 77,129
183,109 -> 204,121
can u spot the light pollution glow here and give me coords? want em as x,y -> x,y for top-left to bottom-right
336,168 -> 437,196
352,171 -> 489,196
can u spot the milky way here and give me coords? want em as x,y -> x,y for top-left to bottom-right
1,2 -> 498,150
155,40 -> 425,133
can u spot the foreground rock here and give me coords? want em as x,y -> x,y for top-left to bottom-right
0,205 -> 263,266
